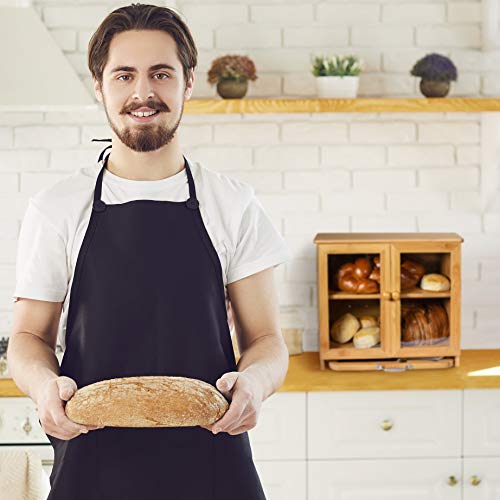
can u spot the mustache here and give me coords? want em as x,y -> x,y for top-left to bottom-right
123,102 -> 170,113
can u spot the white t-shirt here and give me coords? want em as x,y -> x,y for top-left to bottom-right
13,154 -> 291,351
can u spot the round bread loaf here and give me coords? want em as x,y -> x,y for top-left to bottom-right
65,375 -> 229,428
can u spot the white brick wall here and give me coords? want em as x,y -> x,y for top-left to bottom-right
0,0 -> 498,354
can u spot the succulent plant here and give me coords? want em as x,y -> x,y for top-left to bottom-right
311,54 -> 363,77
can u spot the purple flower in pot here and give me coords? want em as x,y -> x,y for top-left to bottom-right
410,53 -> 458,98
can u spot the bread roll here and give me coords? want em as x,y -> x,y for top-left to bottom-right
359,315 -> 378,328
65,375 -> 229,428
353,326 -> 380,348
420,273 -> 450,292
330,313 -> 360,343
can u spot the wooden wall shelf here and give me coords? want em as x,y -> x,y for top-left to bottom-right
184,97 -> 500,114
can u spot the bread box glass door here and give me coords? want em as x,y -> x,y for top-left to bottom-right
319,243 -> 393,361
390,242 -> 461,358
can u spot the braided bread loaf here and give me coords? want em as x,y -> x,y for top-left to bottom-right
335,256 -> 380,294
335,255 -> 427,293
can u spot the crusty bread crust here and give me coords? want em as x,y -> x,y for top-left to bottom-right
65,376 -> 229,427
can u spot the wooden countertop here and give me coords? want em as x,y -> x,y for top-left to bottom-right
279,349 -> 500,391
2,349 -> 500,396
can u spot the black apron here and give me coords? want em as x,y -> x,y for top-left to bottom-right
45,143 -> 267,500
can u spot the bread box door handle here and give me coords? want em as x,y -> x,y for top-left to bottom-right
376,363 -> 413,372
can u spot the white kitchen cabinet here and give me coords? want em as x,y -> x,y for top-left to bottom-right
308,458 -> 462,500
254,460 -> 307,500
464,389 -> 500,456
463,457 -> 500,499
248,391 -> 306,460
308,389 -> 462,459
3,387 -> 500,500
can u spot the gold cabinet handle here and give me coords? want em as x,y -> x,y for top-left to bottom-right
380,419 -> 393,431
381,291 -> 391,300
470,475 -> 481,486
23,417 -> 32,435
447,475 -> 459,486
391,291 -> 400,301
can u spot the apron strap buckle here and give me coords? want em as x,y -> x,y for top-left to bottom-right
93,199 -> 107,212
186,197 -> 199,210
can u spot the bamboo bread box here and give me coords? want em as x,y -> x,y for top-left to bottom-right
313,233 -> 463,372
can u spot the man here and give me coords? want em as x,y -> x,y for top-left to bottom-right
7,4 -> 290,499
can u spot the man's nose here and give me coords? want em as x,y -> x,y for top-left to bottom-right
131,75 -> 154,101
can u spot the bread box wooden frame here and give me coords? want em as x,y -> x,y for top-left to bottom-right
313,233 -> 463,372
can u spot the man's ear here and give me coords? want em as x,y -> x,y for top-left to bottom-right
93,78 -> 103,103
184,68 -> 195,100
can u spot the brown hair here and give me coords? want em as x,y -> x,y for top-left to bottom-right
88,3 -> 197,88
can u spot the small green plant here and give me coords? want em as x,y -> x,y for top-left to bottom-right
311,54 -> 362,77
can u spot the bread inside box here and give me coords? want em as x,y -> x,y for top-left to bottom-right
400,297 -> 451,347
329,299 -> 381,349
400,252 -> 451,291
327,253 -> 381,292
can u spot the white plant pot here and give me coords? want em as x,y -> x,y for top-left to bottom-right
315,75 -> 360,98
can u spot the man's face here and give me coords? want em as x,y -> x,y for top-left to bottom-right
94,29 -> 194,152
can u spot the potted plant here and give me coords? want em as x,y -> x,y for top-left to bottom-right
311,54 -> 363,98
207,54 -> 258,99
410,53 -> 458,98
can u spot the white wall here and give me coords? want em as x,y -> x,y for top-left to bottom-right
1,0 -> 499,351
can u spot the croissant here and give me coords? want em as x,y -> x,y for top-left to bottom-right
401,301 -> 449,345
336,257 -> 379,294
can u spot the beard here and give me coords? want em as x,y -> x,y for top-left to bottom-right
103,94 -> 184,153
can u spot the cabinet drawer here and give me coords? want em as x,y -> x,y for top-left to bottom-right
0,397 -> 48,444
464,388 -> 500,456
254,460 -> 306,500
309,458 -> 461,500
249,392 -> 306,460
308,390 -> 462,459
463,457 -> 500,498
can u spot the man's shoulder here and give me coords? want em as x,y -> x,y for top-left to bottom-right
31,164 -> 97,208
192,159 -> 254,208
28,164 -> 98,239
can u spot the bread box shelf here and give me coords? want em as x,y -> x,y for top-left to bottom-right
314,233 -> 463,372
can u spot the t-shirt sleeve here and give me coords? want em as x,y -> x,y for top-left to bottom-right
226,193 -> 291,284
12,199 -> 69,303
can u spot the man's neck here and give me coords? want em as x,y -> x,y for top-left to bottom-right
105,141 -> 185,181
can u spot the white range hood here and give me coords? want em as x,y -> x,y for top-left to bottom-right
0,0 -> 97,111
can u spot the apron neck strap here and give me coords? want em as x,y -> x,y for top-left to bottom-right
91,139 -> 198,211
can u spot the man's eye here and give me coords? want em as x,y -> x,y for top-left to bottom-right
116,74 -> 169,81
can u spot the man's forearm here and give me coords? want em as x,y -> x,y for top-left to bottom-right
236,334 -> 289,402
7,332 -> 60,405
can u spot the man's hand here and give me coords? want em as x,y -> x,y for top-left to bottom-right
37,376 -> 104,440
200,371 -> 264,436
